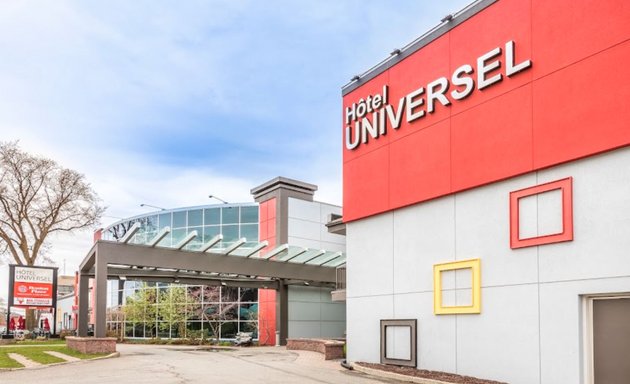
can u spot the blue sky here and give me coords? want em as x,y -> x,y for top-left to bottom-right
0,0 -> 472,292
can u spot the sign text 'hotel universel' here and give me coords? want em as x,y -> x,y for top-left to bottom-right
345,41 -> 532,150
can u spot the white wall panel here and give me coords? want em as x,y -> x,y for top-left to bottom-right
347,213 -> 394,298
346,295 -> 394,363
392,196 -> 455,294
394,292 -> 457,373
288,198 -> 321,222
539,276 -> 630,384
346,146 -> 630,383
287,217 -> 321,243
456,285 -> 540,384
538,148 -> 630,282
455,175 -> 539,287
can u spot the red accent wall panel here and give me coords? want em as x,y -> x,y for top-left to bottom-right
532,41 -> 630,169
531,0 -> 630,78
451,84 -> 533,191
342,0 -> 630,222
343,146 -> 390,222
449,0 -> 532,115
389,120 -> 451,208
387,34 -> 451,139
258,198 -> 277,346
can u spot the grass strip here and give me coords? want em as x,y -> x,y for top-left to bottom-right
0,345 -> 108,368
0,353 -> 23,369
51,347 -> 109,360
16,339 -> 66,346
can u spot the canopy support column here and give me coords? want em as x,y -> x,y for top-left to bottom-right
278,281 -> 289,346
94,255 -> 108,338
77,273 -> 90,337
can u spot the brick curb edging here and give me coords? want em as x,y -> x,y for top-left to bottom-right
286,338 -> 345,360
352,363 -> 453,384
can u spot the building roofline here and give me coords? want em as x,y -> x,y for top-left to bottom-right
250,177 -> 317,200
341,0 -> 497,96
102,202 -> 258,231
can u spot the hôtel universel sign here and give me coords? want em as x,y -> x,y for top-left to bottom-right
345,41 -> 532,150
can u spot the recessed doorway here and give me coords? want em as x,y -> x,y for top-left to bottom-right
584,295 -> 630,384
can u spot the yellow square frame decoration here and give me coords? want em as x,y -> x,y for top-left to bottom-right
433,258 -> 481,315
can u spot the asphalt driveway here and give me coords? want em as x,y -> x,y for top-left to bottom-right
0,343 -> 403,384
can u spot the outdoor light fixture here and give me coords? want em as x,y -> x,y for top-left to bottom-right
303,281 -> 310,286
139,203 -> 166,211
208,195 -> 228,204
119,276 -> 127,281
103,215 -> 124,220
351,75 -> 360,82
221,282 -> 227,287
441,14 -> 453,23
390,48 -> 401,56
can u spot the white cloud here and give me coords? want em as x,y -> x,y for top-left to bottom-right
0,0 -> 472,296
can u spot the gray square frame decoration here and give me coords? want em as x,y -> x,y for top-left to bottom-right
380,319 -> 417,367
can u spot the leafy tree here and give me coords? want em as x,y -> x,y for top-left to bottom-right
0,141 -> 104,266
123,284 -> 158,327
189,286 -> 243,342
157,285 -> 200,338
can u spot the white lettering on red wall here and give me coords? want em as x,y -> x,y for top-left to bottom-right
345,40 -> 531,150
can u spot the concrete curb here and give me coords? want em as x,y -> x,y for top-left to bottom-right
352,363 -> 454,384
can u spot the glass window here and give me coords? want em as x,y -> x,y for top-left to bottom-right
173,211 -> 186,228
220,322 -> 237,339
146,215 -> 159,232
240,288 -> 258,303
221,304 -> 238,321
240,321 -> 258,338
186,321 -> 201,332
203,226 -> 220,244
172,228 -> 187,245
159,213 -> 171,230
202,304 -> 219,319
186,227 -> 202,250
239,303 -> 258,321
204,208 -> 220,225
240,224 -> 258,242
157,233 -> 172,247
222,207 -> 239,224
133,323 -> 144,338
240,206 -> 258,224
157,324 -> 170,338
222,225 -> 239,243
188,209 -> 203,226
221,287 -> 239,302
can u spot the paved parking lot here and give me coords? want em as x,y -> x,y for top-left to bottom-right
0,344 -> 403,384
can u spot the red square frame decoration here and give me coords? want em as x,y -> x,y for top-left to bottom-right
509,177 -> 573,249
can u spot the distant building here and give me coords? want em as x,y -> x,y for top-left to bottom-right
57,275 -> 75,297
89,177 -> 346,343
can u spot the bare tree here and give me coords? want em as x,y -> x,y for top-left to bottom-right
0,297 -> 6,330
0,141 -> 104,267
